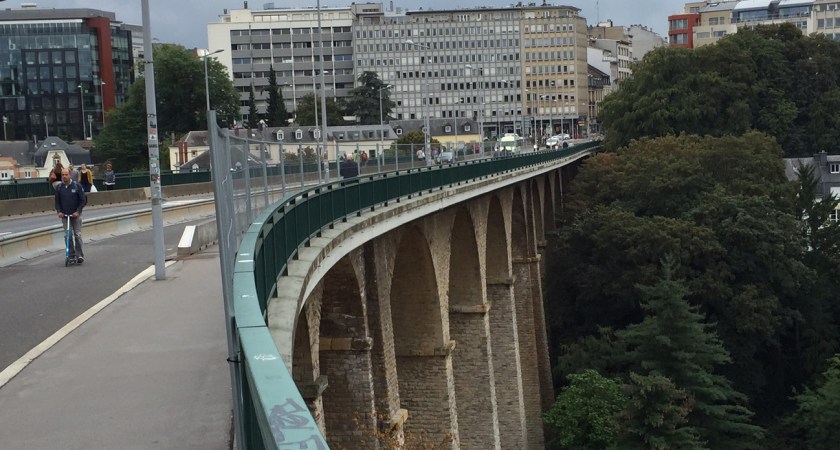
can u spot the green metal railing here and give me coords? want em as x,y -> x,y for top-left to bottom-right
231,141 -> 599,448
0,170 -> 211,201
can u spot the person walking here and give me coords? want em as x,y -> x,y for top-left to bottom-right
78,163 -> 94,193
68,164 -> 79,182
48,162 -> 64,191
103,163 -> 116,191
55,168 -> 87,264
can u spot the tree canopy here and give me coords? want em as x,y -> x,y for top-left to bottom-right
264,66 -> 290,127
344,71 -> 394,125
294,93 -> 345,127
93,44 -> 238,170
599,24 -> 840,157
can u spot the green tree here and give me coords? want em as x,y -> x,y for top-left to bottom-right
613,373 -> 703,450
294,93 -> 344,126
264,66 -> 289,127
344,71 -> 393,125
247,84 -> 259,127
544,369 -> 627,450
93,44 -> 238,169
784,354 -> 840,450
599,24 -> 840,157
617,258 -> 764,449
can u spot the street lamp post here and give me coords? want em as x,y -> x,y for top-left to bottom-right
77,84 -> 86,140
406,39 -> 432,165
99,80 -> 106,125
378,84 -> 391,149
465,64 -> 484,152
201,49 -> 224,113
2,116 -> 6,141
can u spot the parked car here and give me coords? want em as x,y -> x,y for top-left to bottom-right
546,133 -> 571,148
436,150 -> 455,164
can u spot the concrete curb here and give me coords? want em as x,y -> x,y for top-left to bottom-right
0,200 -> 217,267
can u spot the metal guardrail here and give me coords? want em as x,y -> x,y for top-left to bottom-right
0,170 -> 211,201
222,128 -> 600,448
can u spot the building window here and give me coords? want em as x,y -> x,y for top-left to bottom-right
464,125 -> 470,132
830,163 -> 840,174
831,210 -> 840,222
445,125 -> 452,132
276,130 -> 285,141
396,128 -> 403,135
295,129 -> 303,140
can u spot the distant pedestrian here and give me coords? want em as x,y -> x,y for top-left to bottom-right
78,163 -> 93,192
103,163 -> 116,191
68,164 -> 79,182
48,162 -> 64,191
54,168 -> 87,264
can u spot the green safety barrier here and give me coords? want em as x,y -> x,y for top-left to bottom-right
0,170 -> 211,201
232,142 -> 600,448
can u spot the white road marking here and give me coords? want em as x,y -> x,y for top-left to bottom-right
0,260 -> 177,389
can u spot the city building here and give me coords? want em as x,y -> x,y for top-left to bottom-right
209,3 -> 592,140
0,5 -> 136,143
207,3 -> 358,124
669,0 -> 840,49
668,1 -> 704,47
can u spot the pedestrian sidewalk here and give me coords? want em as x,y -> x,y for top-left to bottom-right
0,249 -> 233,450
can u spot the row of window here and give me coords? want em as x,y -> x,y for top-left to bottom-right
232,68 -> 354,79
231,40 -> 354,51
817,18 -> 840,28
524,50 -> 576,61
356,25 -> 519,40
232,54 -> 353,65
230,27 -> 351,36
696,31 -> 728,39
526,64 -> 577,75
522,24 -> 576,33
523,37 -> 577,47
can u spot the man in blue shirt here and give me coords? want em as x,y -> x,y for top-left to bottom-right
54,168 -> 87,263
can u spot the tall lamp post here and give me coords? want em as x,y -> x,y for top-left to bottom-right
2,116 -> 6,141
201,49 -> 224,112
99,80 -> 106,126
378,84 -> 391,149
406,39 -> 432,164
77,84 -> 86,140
465,64 -> 484,150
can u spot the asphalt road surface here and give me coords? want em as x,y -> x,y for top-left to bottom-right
0,220 -> 204,372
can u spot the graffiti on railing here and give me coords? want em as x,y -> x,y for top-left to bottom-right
269,398 -> 329,449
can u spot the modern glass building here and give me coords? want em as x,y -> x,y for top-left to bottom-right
0,6 -> 134,142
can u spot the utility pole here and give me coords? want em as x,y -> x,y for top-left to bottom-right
141,0 -> 166,280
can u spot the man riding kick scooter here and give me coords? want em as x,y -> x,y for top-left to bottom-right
55,168 -> 87,265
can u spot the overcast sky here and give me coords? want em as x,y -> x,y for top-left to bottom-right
15,0 -> 681,49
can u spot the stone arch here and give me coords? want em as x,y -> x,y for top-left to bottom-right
390,225 -> 455,442
448,205 -> 501,449
486,193 -> 528,449
530,178 -> 546,246
317,254 -> 376,448
510,185 -> 546,448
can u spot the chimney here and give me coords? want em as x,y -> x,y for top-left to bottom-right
244,1 -> 249,9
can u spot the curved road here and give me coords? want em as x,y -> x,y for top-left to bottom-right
0,220 -> 200,373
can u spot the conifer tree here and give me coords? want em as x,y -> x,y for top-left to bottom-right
613,372 -> 704,450
617,257 -> 764,449
265,66 -> 289,127
247,84 -> 258,127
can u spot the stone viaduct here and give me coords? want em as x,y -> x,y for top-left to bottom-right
259,153 -> 586,449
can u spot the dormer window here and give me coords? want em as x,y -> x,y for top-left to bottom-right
276,130 -> 285,141
464,124 -> 471,132
313,129 -> 321,139
396,128 -> 403,135
444,125 -> 452,133
295,129 -> 303,140
831,163 -> 840,174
